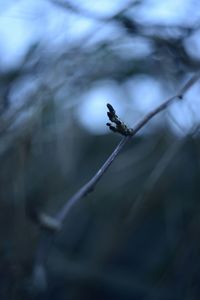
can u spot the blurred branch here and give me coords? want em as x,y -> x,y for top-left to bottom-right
47,256 -> 170,299
126,123 -> 200,224
32,72 -> 200,290
50,0 -> 107,20
50,0 -> 200,71
49,0 -> 136,21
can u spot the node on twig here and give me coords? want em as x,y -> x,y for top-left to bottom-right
37,212 -> 61,232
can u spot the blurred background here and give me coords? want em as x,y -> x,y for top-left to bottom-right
1,0 -> 200,299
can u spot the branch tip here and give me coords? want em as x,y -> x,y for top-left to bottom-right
106,103 -> 133,136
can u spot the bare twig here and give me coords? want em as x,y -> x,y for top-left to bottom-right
32,72 -> 200,290
54,72 -> 200,227
55,136 -> 128,224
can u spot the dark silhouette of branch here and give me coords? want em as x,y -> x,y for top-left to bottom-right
31,72 -> 200,291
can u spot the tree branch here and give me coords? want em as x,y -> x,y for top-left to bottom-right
54,72 -> 200,227
31,72 -> 200,291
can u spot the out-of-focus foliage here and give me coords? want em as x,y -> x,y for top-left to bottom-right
1,0 -> 200,299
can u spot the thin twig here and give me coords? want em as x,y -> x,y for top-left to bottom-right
55,136 -> 129,223
32,72 -> 200,289
54,72 -> 200,227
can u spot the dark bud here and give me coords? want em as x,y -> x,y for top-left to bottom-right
109,125 -> 118,132
115,119 -> 122,126
107,103 -> 115,114
107,111 -> 115,122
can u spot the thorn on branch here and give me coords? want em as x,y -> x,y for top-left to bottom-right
106,103 -> 133,136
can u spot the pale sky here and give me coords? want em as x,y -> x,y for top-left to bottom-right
0,0 -> 200,136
